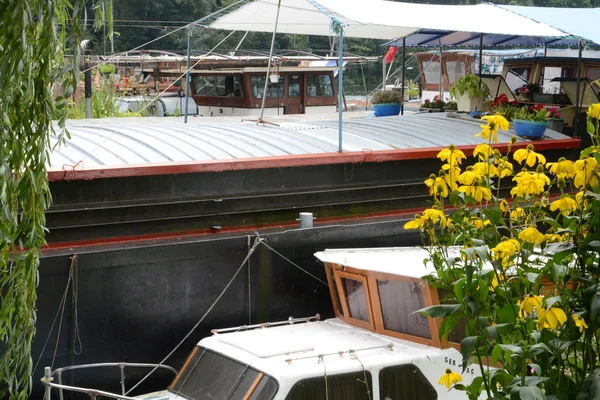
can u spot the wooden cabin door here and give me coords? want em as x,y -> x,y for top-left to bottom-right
285,74 -> 304,114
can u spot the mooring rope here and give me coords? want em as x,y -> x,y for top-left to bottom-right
124,236 -> 263,395
258,240 -> 329,287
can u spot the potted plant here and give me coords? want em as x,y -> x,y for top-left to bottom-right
444,100 -> 458,111
419,95 -> 445,113
371,90 -> 403,116
99,63 -> 116,77
513,104 -> 549,138
449,74 -> 490,112
489,94 -> 520,121
547,107 -> 564,132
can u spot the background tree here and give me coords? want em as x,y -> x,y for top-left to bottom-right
0,1 -> 109,398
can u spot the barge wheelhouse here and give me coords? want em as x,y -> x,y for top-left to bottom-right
187,66 -> 338,117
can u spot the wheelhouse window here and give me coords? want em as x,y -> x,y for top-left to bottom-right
289,75 -> 301,98
192,75 -> 243,97
306,74 -> 333,97
251,76 -> 284,98
170,347 -> 278,400
377,280 -> 431,339
341,277 -> 370,322
379,364 -> 437,400
446,61 -> 465,85
506,67 -> 531,92
285,371 -> 372,400
423,61 -> 441,85
324,264 -> 343,316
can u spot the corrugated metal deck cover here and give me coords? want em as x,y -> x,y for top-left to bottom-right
50,113 -> 572,170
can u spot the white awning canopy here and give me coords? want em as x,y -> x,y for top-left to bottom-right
209,0 -> 567,41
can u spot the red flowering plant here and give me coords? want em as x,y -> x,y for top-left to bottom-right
514,103 -> 550,122
421,95 -> 446,109
515,84 -> 533,101
547,107 -> 561,120
489,94 -> 520,121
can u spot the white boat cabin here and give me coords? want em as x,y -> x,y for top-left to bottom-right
142,247 -> 476,400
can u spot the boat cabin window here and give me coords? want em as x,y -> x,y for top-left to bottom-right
446,61 -> 465,85
377,280 -> 431,339
289,75 -> 301,98
193,75 -> 243,97
422,61 -> 441,85
251,76 -> 284,98
285,371 -> 372,400
324,264 -> 343,315
170,346 -> 278,400
342,278 -> 370,322
506,67 -> 531,92
379,364 -> 437,400
587,68 -> 600,96
307,74 -> 334,97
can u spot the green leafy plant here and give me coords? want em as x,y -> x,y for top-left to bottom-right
450,74 -> 490,100
405,106 -> 600,399
99,63 -> 116,75
515,104 -> 550,122
0,2 -> 111,398
371,90 -> 403,104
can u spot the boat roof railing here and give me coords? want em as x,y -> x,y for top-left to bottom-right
41,362 -> 177,400
211,314 -> 321,335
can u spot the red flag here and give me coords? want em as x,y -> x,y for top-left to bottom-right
385,46 -> 398,64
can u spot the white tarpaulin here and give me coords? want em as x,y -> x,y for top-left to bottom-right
499,5 -> 600,47
209,0 -> 567,41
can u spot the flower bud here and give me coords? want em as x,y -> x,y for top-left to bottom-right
557,177 -> 566,188
449,144 -> 456,151
526,144 -> 534,151
510,136 -> 517,144
536,164 -> 544,173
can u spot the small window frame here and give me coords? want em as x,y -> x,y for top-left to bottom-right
367,272 -> 441,348
333,270 -> 375,330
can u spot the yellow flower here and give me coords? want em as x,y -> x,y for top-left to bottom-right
425,175 -> 450,198
459,184 -> 492,202
513,145 -> 546,167
538,307 -> 567,331
471,217 -> 492,230
511,172 -> 546,197
458,168 -> 482,185
547,158 -> 576,178
519,293 -> 543,316
500,200 -> 510,214
588,103 -> 600,120
541,231 -> 563,244
438,368 -> 462,389
442,163 -> 461,189
532,171 -> 551,186
490,274 -> 504,291
404,214 -> 424,230
437,145 -> 466,168
473,143 -> 493,160
549,196 -> 578,216
519,226 -> 544,245
422,208 -> 447,228
511,207 -> 526,221
574,157 -> 599,189
573,314 -> 588,332
575,191 -> 588,208
473,161 -> 499,177
496,158 -> 514,178
478,115 -> 509,144
491,238 -> 521,260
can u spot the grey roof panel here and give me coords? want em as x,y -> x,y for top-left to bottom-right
49,113 -> 573,170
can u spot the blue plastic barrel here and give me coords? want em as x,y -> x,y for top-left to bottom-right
513,119 -> 548,138
372,103 -> 401,117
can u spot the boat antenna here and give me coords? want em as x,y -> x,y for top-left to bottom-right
256,0 -> 282,125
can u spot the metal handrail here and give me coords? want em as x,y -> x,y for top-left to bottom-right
41,363 -> 177,400
211,314 -> 321,334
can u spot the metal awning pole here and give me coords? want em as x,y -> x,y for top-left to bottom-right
401,37 -> 406,115
382,55 -> 386,91
439,45 -> 443,100
338,26 -> 344,152
184,28 -> 192,124
574,39 -> 583,137
479,33 -> 483,86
